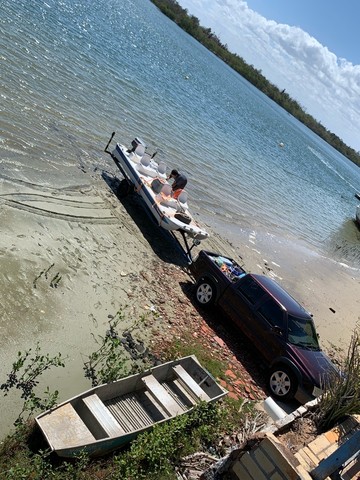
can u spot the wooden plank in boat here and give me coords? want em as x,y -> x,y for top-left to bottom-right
83,394 -> 125,437
37,403 -> 95,449
172,365 -> 210,401
142,375 -> 183,417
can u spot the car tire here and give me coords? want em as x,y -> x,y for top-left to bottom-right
268,365 -> 297,401
194,279 -> 216,307
117,179 -> 133,198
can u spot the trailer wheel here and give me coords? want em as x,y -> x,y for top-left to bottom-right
194,279 -> 216,307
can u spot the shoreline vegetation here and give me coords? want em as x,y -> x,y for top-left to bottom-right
0,311 -> 262,479
150,0 -> 360,168
1,309 -> 359,478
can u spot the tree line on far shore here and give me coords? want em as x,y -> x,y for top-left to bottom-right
150,0 -> 360,168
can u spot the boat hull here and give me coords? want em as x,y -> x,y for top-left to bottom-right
54,431 -> 140,458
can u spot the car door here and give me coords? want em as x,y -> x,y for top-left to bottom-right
219,276 -> 267,340
253,298 -> 287,361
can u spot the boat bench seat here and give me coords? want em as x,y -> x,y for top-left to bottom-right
36,403 -> 96,450
142,375 -> 183,417
172,365 -> 210,402
83,394 -> 125,437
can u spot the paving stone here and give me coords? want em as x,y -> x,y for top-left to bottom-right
228,391 -> 239,400
213,336 -> 225,348
225,369 -> 237,379
307,436 -> 332,458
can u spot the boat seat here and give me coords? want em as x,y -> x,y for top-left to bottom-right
161,183 -> 172,197
82,394 -> 125,437
136,155 -> 159,178
172,365 -> 210,402
176,190 -> 188,207
129,144 -> 145,163
142,375 -> 183,417
140,154 -> 151,167
36,403 -> 96,450
157,161 -> 166,175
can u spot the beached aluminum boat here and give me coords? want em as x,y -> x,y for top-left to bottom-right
35,355 -> 227,458
105,134 -> 209,242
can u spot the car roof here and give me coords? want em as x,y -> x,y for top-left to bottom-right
251,274 -> 311,318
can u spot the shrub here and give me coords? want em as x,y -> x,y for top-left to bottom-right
112,402 -> 223,480
0,343 -> 65,425
315,329 -> 360,431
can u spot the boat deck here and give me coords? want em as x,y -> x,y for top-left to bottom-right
104,368 -> 206,433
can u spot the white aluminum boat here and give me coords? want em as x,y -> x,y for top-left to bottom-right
35,355 -> 227,458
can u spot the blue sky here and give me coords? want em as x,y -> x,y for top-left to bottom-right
177,0 -> 360,152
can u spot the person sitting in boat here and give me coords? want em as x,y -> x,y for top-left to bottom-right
168,169 -> 187,192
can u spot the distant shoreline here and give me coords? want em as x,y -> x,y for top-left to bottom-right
150,0 -> 360,168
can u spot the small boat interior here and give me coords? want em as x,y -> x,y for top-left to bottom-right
37,358 -> 222,450
128,143 -> 167,179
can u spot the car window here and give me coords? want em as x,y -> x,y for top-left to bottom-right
287,315 -> 320,350
237,277 -> 265,305
257,299 -> 285,328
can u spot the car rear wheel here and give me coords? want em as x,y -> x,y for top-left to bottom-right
194,280 -> 216,307
268,366 -> 297,401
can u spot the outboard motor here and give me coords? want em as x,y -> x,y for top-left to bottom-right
128,137 -> 147,153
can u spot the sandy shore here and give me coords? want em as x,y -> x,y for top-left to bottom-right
0,170 -> 359,439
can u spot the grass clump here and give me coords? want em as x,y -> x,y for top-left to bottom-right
161,333 -> 227,381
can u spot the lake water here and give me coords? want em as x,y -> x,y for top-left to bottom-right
1,0 -> 360,268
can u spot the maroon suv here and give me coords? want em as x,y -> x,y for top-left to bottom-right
192,250 -> 337,401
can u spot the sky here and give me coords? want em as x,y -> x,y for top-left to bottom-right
177,0 -> 360,153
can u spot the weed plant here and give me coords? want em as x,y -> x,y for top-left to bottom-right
315,329 -> 360,431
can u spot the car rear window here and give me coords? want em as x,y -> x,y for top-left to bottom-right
237,276 -> 266,305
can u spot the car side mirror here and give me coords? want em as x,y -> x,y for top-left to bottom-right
272,326 -> 283,336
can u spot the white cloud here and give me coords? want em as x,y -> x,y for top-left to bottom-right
179,0 -> 360,151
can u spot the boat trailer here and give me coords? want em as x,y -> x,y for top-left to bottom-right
104,132 -> 201,263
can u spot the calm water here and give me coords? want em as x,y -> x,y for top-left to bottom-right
1,0 -> 360,266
